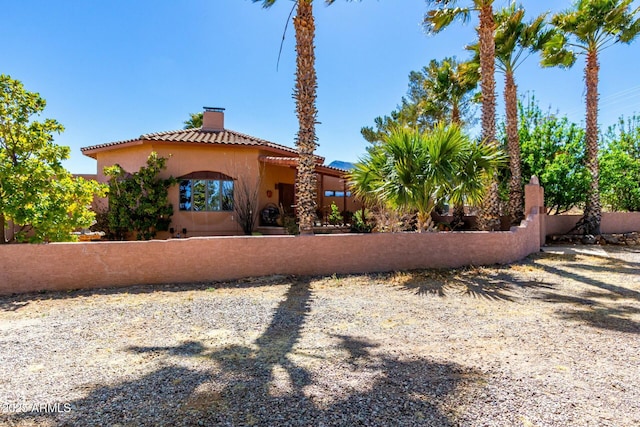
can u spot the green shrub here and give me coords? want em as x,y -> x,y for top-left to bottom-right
350,209 -> 374,233
283,215 -> 299,235
328,202 -> 343,225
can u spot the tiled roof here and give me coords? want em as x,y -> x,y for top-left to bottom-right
259,156 -> 349,177
81,128 -> 303,157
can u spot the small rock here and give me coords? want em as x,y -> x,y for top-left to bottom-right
582,235 -> 597,245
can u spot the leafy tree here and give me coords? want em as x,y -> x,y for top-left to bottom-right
103,152 -> 175,240
0,74 -> 105,243
350,124 -> 503,232
424,0 -> 501,230
599,115 -> 640,211
542,0 -> 640,234
183,112 -> 203,129
507,95 -> 589,215
361,57 -> 479,144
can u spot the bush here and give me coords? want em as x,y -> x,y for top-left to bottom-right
600,115 -> 640,212
328,202 -> 343,225
103,152 -> 175,240
350,209 -> 374,233
283,215 -> 299,235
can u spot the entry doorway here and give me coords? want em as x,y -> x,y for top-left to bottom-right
278,183 -> 295,215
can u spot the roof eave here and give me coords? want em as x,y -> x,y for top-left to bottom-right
81,139 -> 145,158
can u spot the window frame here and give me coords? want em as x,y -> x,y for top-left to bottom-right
178,171 -> 234,212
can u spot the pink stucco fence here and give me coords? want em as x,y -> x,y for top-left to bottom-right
0,210 -> 542,295
544,212 -> 640,236
0,182 -> 544,295
12,181 -> 635,296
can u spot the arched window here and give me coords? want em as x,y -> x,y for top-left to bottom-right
178,171 -> 234,212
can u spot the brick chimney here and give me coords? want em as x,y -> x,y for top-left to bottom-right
202,107 -> 225,131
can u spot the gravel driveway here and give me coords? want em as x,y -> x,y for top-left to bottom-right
1,245 -> 639,426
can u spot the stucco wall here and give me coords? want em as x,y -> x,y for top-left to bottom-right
92,143 -> 361,236
0,211 -> 541,296
545,212 -> 640,235
0,181 -> 574,296
319,175 -> 362,215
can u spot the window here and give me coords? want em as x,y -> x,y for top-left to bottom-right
179,171 -> 234,212
324,190 -> 351,197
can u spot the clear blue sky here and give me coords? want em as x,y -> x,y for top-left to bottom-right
2,0 -> 639,174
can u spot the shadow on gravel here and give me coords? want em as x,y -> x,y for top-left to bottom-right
396,267 -> 552,302
533,255 -> 640,334
0,300 -> 30,312
537,260 -> 640,301
2,277 -> 482,426
0,274 -> 293,313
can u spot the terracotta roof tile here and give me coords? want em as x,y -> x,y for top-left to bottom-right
81,128 -> 302,157
259,156 -> 349,177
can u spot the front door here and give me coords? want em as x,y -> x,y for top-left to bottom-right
278,183 -> 295,215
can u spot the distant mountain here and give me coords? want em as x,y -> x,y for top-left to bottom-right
328,160 -> 355,170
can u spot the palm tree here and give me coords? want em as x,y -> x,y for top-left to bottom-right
424,0 -> 501,231
360,57 -> 478,146
422,57 -> 480,127
491,4 -> 552,225
423,57 -> 480,227
255,0 -> 353,234
448,135 -> 507,229
183,112 -> 203,129
349,124 -> 503,232
543,0 -> 640,236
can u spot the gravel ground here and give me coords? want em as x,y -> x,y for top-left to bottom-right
1,245 -> 639,426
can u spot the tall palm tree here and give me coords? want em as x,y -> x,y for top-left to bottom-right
491,4 -> 552,225
424,0 -> 501,230
422,57 -> 479,127
349,124 -> 503,232
543,0 -> 640,236
255,0 -> 353,234
360,57 -> 478,147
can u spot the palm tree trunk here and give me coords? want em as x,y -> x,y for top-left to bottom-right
477,2 -> 501,231
293,0 -> 319,235
451,102 -> 465,229
505,70 -> 524,225
451,102 -> 461,126
451,204 -> 465,230
582,49 -> 601,236
417,210 -> 434,233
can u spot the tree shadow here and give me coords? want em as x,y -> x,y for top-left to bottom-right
0,299 -> 29,312
533,255 -> 640,334
332,334 -> 381,365
1,366 -> 213,426
537,292 -> 640,334
568,257 -> 640,272
395,267 -> 553,302
536,259 -> 640,301
0,274 -> 292,313
3,277 -> 483,426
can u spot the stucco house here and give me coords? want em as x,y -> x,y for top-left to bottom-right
81,107 -> 359,237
